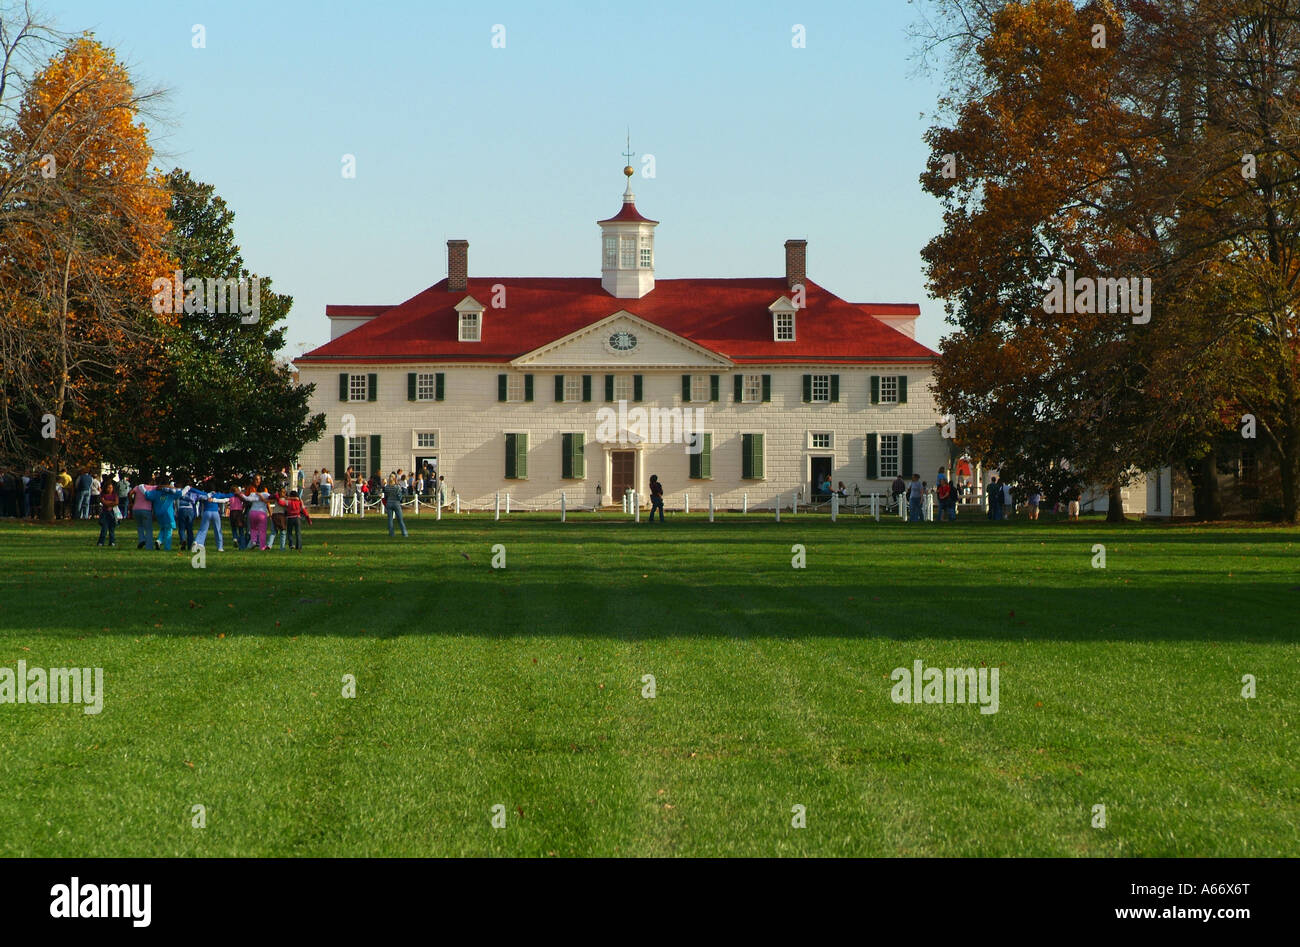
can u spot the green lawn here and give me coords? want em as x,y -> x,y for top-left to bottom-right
0,511 -> 1295,857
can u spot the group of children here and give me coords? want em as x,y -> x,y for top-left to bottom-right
95,473 -> 313,552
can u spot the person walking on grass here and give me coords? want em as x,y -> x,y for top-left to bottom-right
245,483 -> 272,550
383,474 -> 408,537
193,488 -> 228,552
129,477 -> 157,549
282,490 -> 311,550
146,480 -> 182,551
648,474 -> 665,523
907,473 -> 925,522
96,477 -> 119,546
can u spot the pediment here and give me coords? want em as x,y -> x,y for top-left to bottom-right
512,312 -> 733,369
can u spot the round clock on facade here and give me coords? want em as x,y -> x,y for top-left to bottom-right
608,330 -> 638,353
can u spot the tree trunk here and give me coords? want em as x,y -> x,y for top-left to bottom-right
1190,453 -> 1222,521
40,474 -> 56,521
1106,483 -> 1125,522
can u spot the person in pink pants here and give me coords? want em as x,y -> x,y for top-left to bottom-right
245,484 -> 272,550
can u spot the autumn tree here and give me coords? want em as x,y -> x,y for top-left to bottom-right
0,29 -> 174,519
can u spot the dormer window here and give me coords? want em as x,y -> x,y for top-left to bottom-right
455,296 -> 485,342
769,296 -> 798,341
459,312 -> 480,341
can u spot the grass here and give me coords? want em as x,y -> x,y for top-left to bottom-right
0,509 -> 1296,857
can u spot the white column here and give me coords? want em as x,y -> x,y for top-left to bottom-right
494,491 -> 500,521
633,489 -> 640,523
435,496 -> 441,521
505,493 -> 510,515
743,494 -> 748,514
683,494 -> 689,515
414,495 -> 420,515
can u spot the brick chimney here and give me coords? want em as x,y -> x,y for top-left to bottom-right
784,239 -> 807,290
447,239 -> 468,291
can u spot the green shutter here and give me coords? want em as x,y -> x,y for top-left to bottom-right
334,435 -> 345,475
830,375 -> 839,403
682,374 -> 692,402
369,435 -> 381,477
561,433 -> 573,479
871,375 -> 880,405
555,375 -> 565,402
498,374 -> 508,402
339,373 -> 348,402
802,374 -> 812,402
524,374 -> 534,402
866,433 -> 879,479
710,375 -> 720,402
734,374 -> 743,402
902,433 -> 914,477
694,433 -> 712,479
897,375 -> 908,404
435,373 -> 445,401
605,374 -> 614,401
582,375 -> 592,402
368,373 -> 377,402
505,433 -> 516,479
634,374 -> 643,402
515,433 -> 528,479
762,374 -> 771,402
407,373 -> 417,401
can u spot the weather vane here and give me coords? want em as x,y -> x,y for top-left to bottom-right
623,130 -> 634,175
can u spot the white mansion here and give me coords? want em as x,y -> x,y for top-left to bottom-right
294,167 -> 948,509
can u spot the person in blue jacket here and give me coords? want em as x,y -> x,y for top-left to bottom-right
145,480 -> 182,551
193,488 -> 230,552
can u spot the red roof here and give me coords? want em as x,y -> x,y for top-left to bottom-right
597,200 -> 658,224
298,278 -> 936,365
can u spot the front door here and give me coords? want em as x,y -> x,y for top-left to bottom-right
611,451 -> 636,500
810,456 -> 833,498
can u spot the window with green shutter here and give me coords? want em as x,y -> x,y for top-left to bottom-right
367,373 -> 377,402
898,375 -> 908,403
741,433 -> 764,480
901,433 -> 914,477
555,375 -> 565,402
870,375 -> 880,405
829,375 -> 839,403
633,374 -> 643,402
866,432 -> 879,479
407,373 -> 417,401
505,433 -> 528,479
604,374 -> 615,402
802,374 -> 812,402
369,435 -> 381,477
761,374 -> 771,402
334,435 -> 345,474
498,374 -> 508,402
689,432 -> 712,479
339,373 -> 349,402
734,374 -> 744,402
562,433 -> 585,479
582,375 -> 592,402
682,375 -> 691,402
524,374 -> 534,402
710,375 -> 720,402
435,373 -> 445,401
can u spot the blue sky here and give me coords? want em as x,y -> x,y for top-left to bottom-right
47,0 -> 951,357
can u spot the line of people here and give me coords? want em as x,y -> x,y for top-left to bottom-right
94,473 -> 313,552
